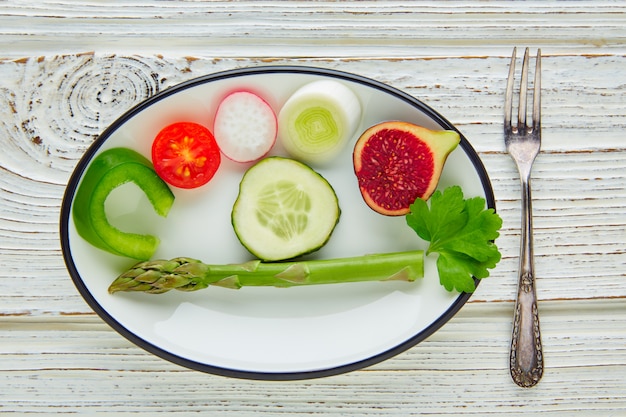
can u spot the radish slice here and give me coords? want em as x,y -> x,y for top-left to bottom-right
278,80 -> 362,165
213,91 -> 278,163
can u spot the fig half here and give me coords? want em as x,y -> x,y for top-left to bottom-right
353,121 -> 460,216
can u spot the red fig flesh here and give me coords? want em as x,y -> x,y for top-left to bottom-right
353,121 -> 460,216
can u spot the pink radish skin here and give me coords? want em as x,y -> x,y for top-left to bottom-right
213,91 -> 278,163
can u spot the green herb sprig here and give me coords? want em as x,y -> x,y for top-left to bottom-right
406,186 -> 503,293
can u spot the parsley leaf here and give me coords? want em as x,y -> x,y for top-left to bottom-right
406,186 -> 503,293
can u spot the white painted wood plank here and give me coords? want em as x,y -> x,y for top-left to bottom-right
0,1 -> 625,58
1,300 -> 625,415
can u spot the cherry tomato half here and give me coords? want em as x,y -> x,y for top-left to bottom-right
151,122 -> 221,189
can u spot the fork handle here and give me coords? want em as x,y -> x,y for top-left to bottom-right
510,177 -> 544,387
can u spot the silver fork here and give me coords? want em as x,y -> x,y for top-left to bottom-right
505,47 -> 543,388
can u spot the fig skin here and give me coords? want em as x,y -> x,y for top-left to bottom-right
353,121 -> 460,216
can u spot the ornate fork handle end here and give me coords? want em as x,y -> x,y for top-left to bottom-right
510,272 -> 543,387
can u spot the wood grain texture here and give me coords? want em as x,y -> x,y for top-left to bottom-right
0,1 -> 625,57
0,1 -> 625,415
1,300 -> 625,415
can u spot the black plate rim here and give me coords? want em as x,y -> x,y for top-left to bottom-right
60,65 -> 495,381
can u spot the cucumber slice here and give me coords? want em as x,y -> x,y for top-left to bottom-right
232,157 -> 340,261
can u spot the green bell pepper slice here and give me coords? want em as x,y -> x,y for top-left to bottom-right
72,147 -> 175,260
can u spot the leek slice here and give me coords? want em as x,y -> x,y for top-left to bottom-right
278,80 -> 362,164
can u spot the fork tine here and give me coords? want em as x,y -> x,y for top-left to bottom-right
518,48 -> 530,131
533,49 -> 542,132
504,47 -> 517,133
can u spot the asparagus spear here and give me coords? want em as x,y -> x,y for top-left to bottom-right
108,250 -> 424,294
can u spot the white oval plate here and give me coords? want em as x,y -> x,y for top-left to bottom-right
61,66 -> 495,380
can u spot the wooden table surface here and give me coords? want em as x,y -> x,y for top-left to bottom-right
1,1 -> 625,415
